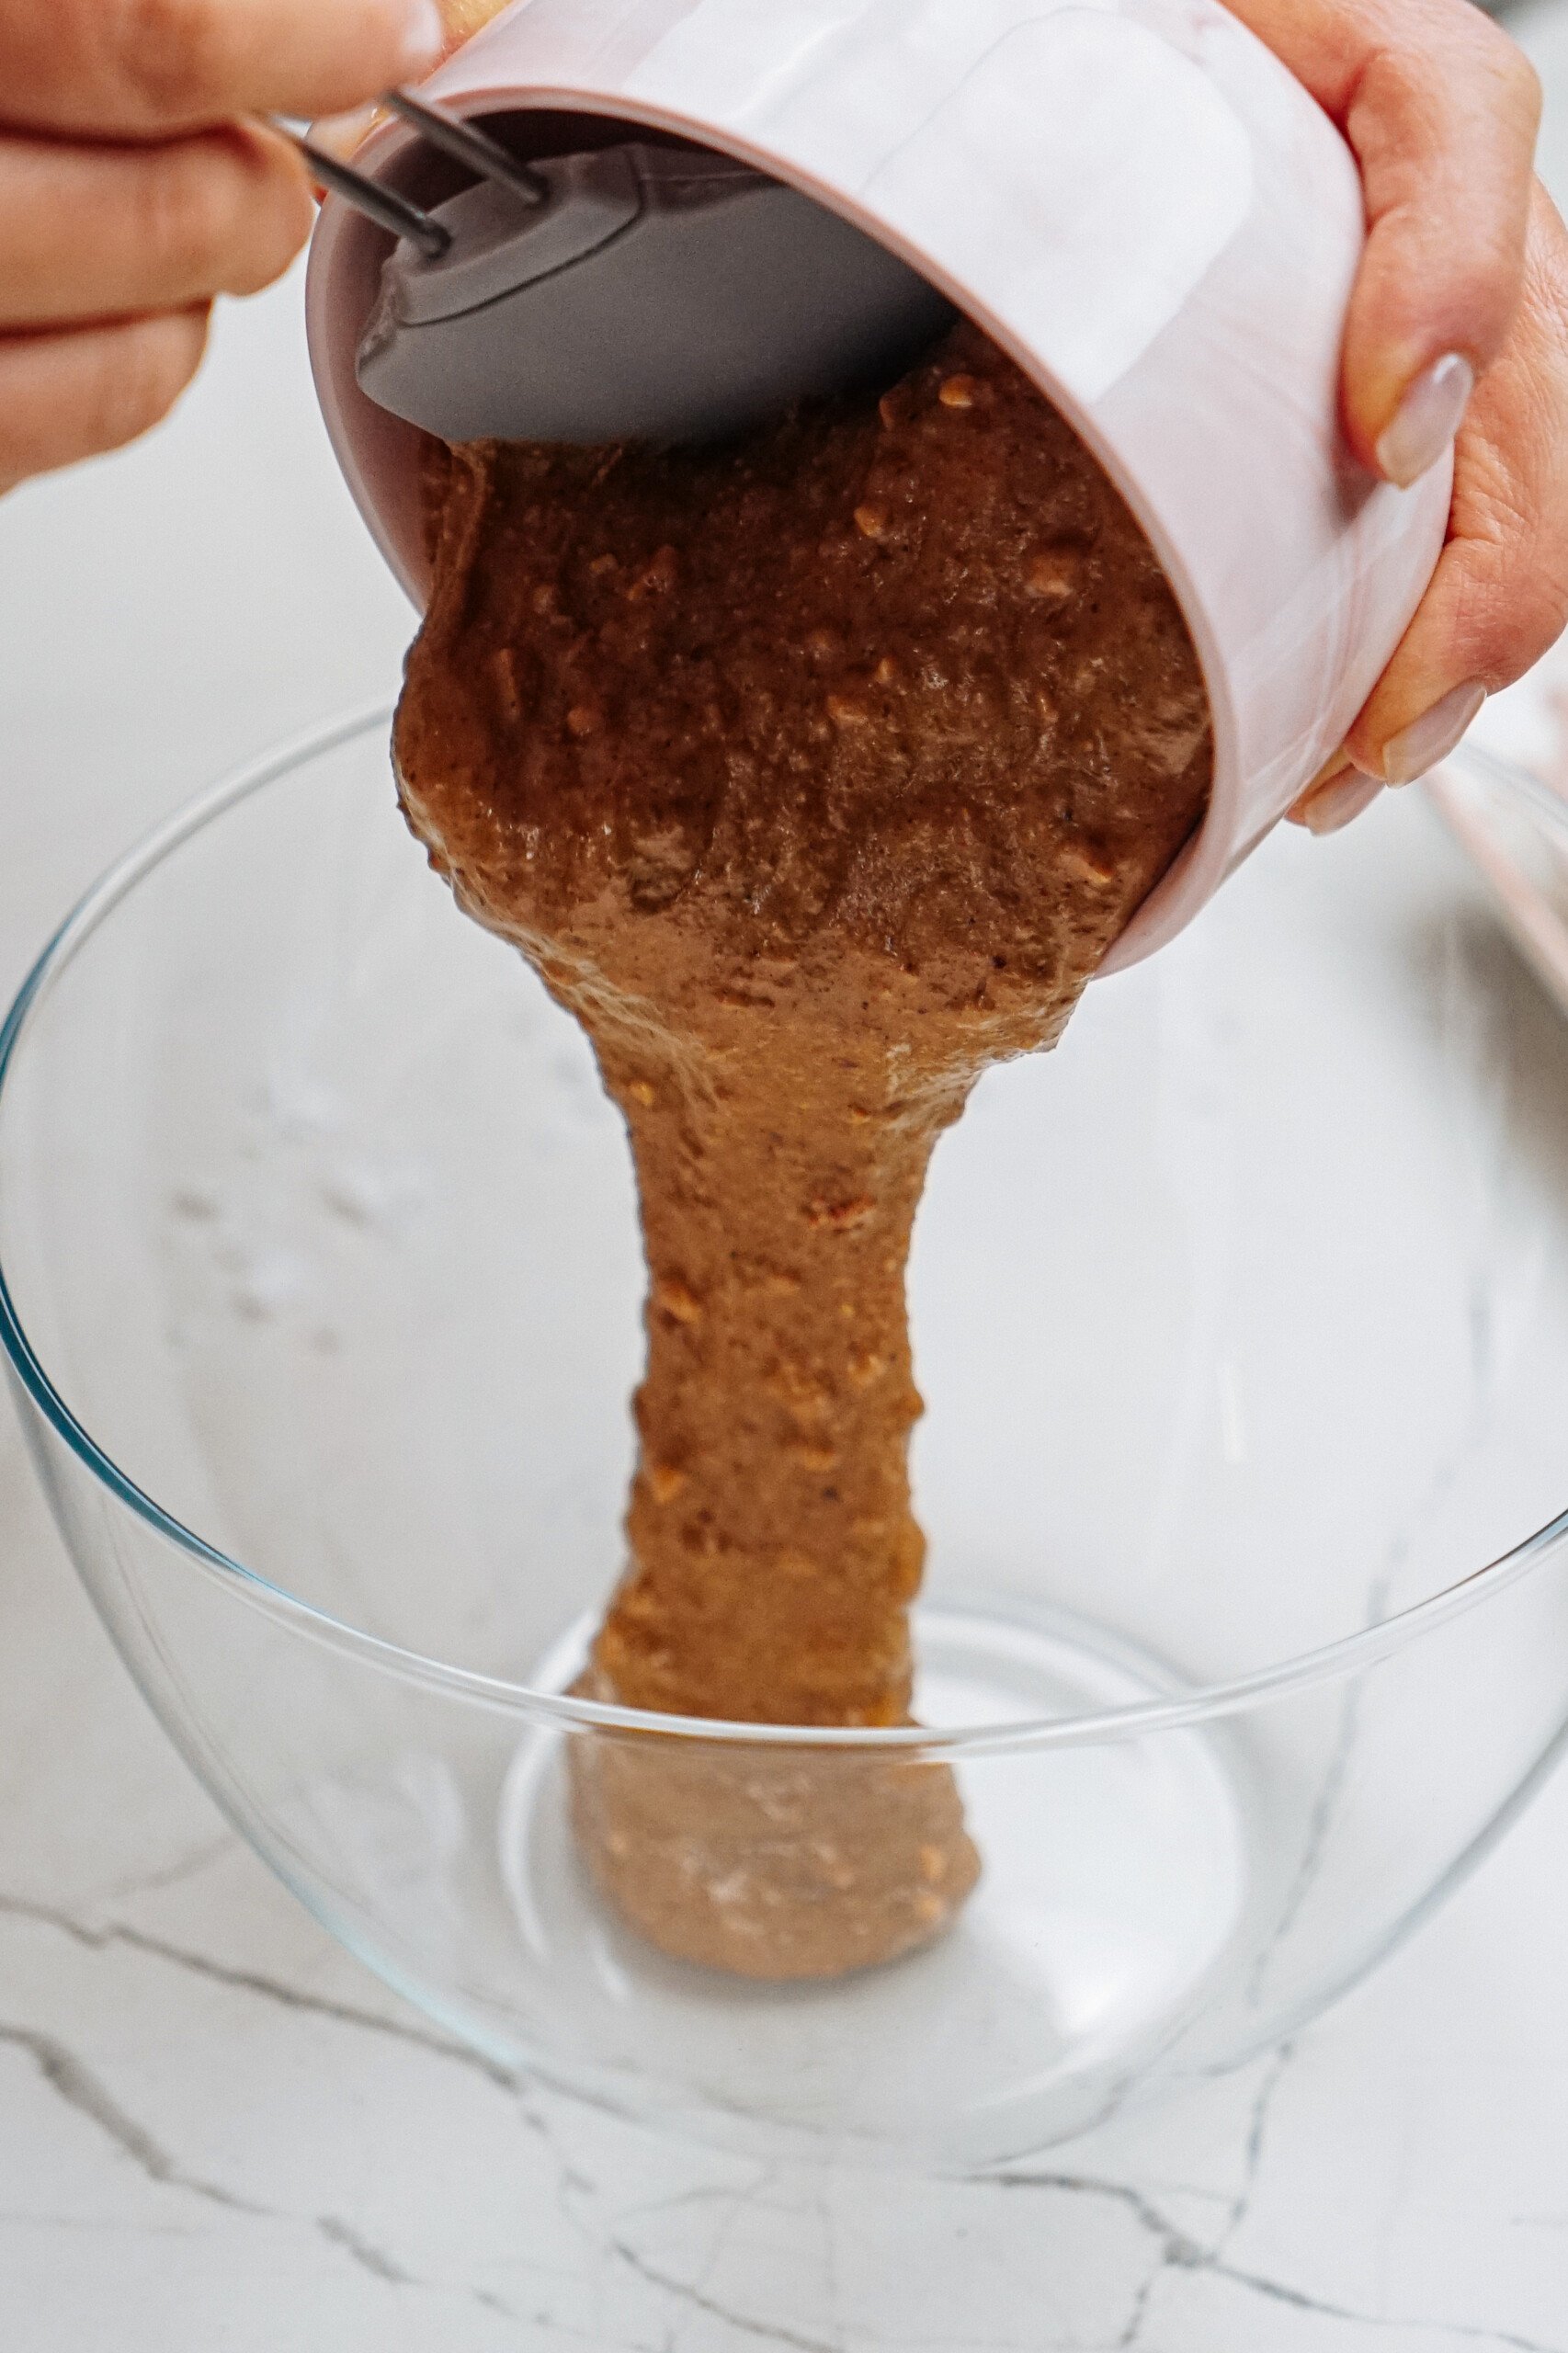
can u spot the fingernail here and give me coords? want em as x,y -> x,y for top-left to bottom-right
1376,353 -> 1474,489
1381,679 -> 1487,786
308,106 -> 377,162
1298,769 -> 1384,836
1306,745 -> 1353,796
396,0 -> 447,76
1287,750 -> 1351,825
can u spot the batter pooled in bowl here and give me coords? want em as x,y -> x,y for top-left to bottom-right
395,320 -> 1211,1976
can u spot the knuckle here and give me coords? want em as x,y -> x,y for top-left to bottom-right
0,313 -> 205,489
131,133 -> 305,301
1358,23 -> 1540,173
1357,46 -> 1444,148
1526,189 -> 1568,333
1448,530 -> 1568,688
89,311 -> 207,451
134,143 -> 224,292
1451,260 -> 1568,683
1509,550 -> 1568,671
1446,236 -> 1528,345
1434,2 -> 1544,105
1479,23 -> 1543,126
224,135 -> 314,291
108,0 -> 230,121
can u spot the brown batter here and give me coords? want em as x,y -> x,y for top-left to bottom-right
395,320 -> 1211,1976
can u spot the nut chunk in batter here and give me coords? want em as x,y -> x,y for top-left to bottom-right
395,320 -> 1212,1978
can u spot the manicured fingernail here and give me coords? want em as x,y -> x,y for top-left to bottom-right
1287,750 -> 1351,824
1376,354 -> 1474,489
308,106 -> 377,162
1381,680 -> 1487,786
396,0 -> 447,75
1306,745 -> 1353,796
1299,769 -> 1384,835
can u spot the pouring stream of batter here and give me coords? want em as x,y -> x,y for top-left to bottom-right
394,322 -> 1212,1976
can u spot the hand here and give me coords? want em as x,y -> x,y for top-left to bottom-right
0,0 -> 446,494
1224,0 -> 1568,833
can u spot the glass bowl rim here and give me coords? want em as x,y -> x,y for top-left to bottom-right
2,706 -> 1565,1758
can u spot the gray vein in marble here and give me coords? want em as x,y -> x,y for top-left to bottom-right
536,2060 -> 1322,2353
517,2088 -> 600,2208
604,2234 -> 846,2353
814,2177 -> 844,2350
1116,2257 -> 1165,2353
2,2009 -> 533,2324
525,2312 -> 671,2353
985,2123 -> 1563,2353
0,2021 -> 263,2215
315,2214 -> 422,2288
0,1880 -> 1555,2349
524,2117 -> 830,2353
0,1888 -> 512,2086
671,2165 -> 779,2330
307,2222 -> 526,2322
609,2183 -> 778,2229
0,1854 -> 1555,2350
316,2211 -> 521,2316
1191,2262 -> 1564,2353
1120,2232 -> 1566,2352
1248,1565 -> 1395,2007
1222,2040 -> 1297,2244
1244,1136 -> 1535,2012
988,2165 -> 1199,2253
100,1830 -> 238,1902
0,2211 -> 204,2238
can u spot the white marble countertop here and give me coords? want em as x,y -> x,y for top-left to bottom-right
5,7 -> 1568,2346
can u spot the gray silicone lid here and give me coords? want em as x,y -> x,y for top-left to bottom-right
355,139 -> 956,446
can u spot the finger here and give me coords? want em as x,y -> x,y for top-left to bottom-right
1288,766 -> 1385,835
305,106 -> 379,165
306,0 -> 506,141
0,124 -> 313,327
0,0 -> 445,141
1345,187 -> 1568,783
0,307 -> 210,492
437,0 -> 515,44
1286,750 -> 1382,834
1227,0 -> 1540,481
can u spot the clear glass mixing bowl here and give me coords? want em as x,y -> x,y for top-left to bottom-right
3,710 -> 1567,2172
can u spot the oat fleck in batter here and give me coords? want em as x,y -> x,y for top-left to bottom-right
394,321 -> 1211,1977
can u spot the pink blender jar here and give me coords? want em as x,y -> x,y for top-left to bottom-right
304,0 -> 1451,967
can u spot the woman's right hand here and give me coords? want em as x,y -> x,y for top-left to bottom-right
0,0 -> 446,494
1233,0 -> 1568,830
